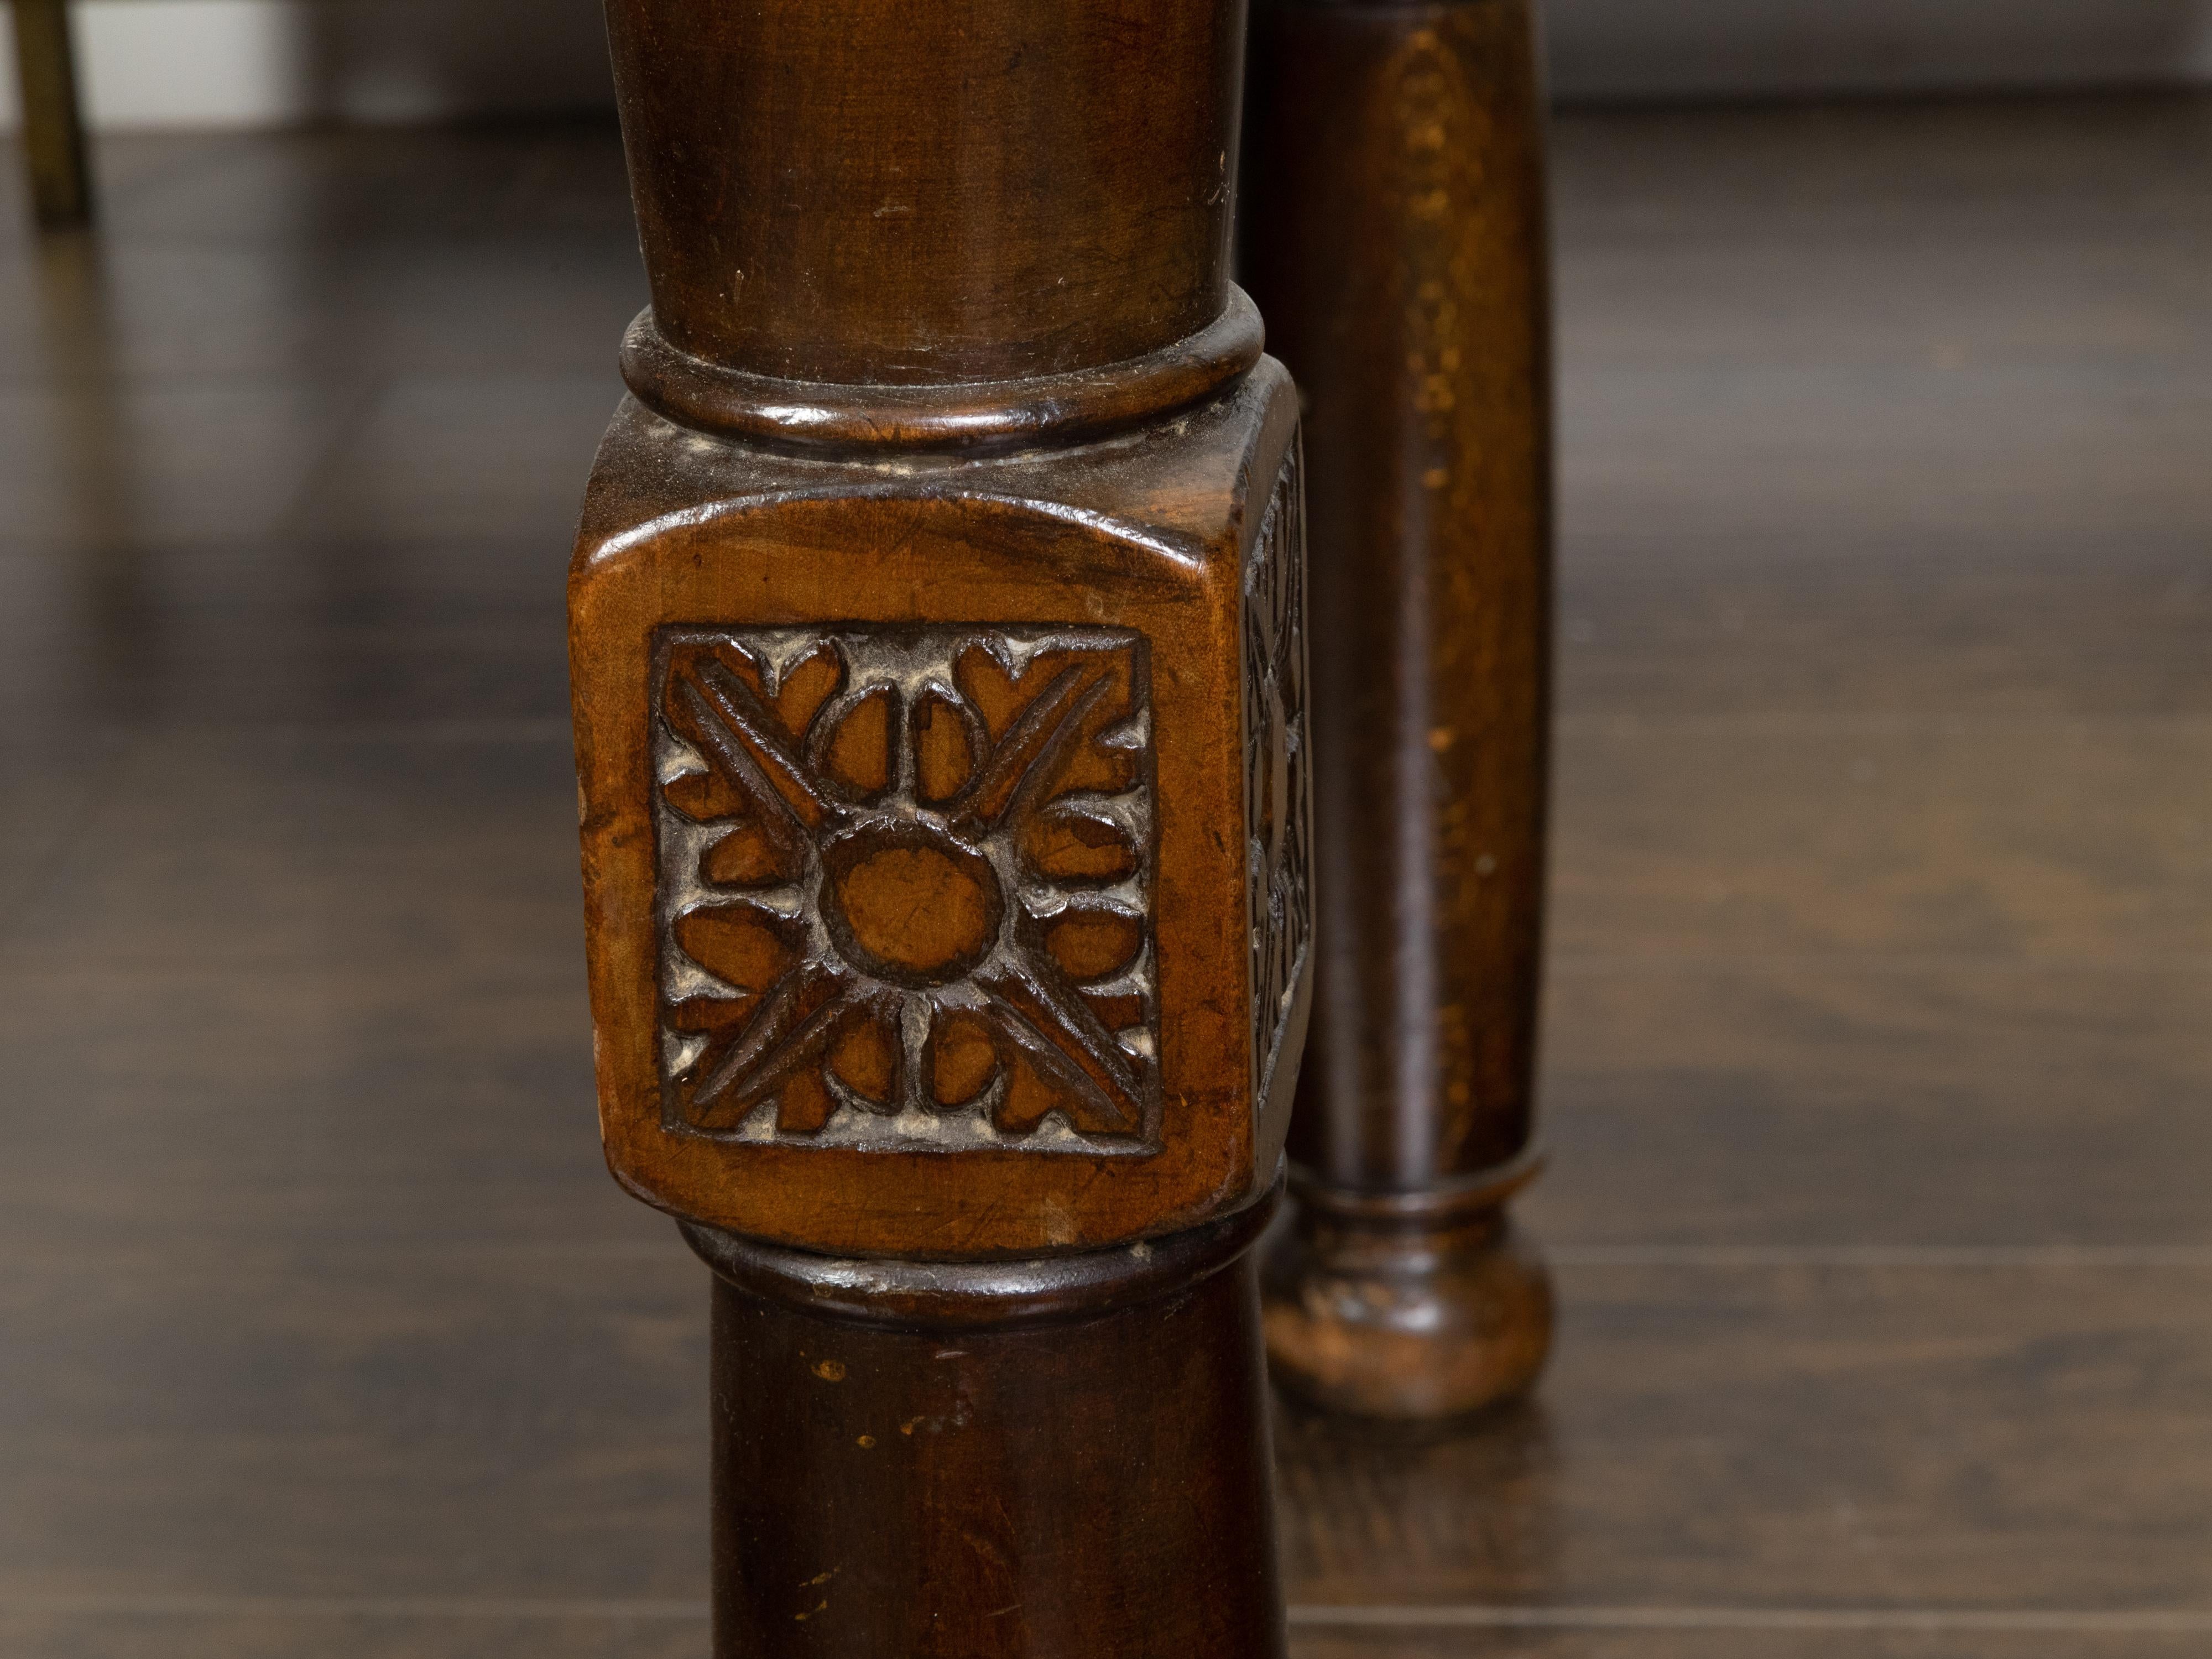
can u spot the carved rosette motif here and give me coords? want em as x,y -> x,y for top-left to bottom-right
1245,445 -> 1312,1114
650,625 -> 1159,1152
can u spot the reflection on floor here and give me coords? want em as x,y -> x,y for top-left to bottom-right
4,93 -> 2211,1657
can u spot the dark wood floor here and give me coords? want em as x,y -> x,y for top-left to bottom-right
3,92 -> 2210,1657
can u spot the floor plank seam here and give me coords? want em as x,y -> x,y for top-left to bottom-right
1548,1244 -> 2212,1267
1548,952 -> 2212,974
1286,1605 -> 2212,1632
12,1595 -> 2212,1633
13,1241 -> 2210,1267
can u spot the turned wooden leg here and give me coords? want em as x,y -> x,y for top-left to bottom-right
570,2 -> 1310,1650
9,0 -> 92,227
1241,0 -> 1553,1418
689,1209 -> 1282,1654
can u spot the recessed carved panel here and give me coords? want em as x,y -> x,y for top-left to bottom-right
1245,446 -> 1311,1113
651,625 -> 1158,1152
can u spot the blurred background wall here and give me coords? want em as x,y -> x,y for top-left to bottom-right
3,0 -> 2212,128
0,0 -> 615,127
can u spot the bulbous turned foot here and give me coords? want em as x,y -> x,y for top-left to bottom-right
1261,1157 -> 1553,1420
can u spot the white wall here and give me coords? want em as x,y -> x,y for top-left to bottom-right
0,0 -> 611,128
3,0 -> 2211,130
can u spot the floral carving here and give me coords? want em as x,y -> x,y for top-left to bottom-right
1246,446 -> 1311,1112
651,625 -> 1157,1151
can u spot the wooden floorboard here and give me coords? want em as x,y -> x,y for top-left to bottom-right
3,90 -> 2210,1656
5,1248 -> 2210,1637
1559,534 -> 2212,718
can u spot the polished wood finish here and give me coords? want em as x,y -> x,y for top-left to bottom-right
11,94 -> 2212,1657
571,374 -> 1305,1257
572,2 -> 1305,1650
1241,0 -> 1553,1415
692,1197 -> 1283,1659
604,0 -> 1243,389
577,0 -> 1307,1260
9,0 -> 92,226
1264,1159 -> 1550,1416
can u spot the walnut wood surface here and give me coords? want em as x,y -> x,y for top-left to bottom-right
603,0 -> 1242,387
1246,0 -> 1550,1199
576,0 -> 1310,1260
698,1195 -> 1285,1659
570,2 -> 1305,1651
571,372 -> 1305,1257
1242,0 -> 1553,1415
12,96 -> 2212,1658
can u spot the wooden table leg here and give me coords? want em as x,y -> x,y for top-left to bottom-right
9,0 -> 92,227
1242,0 -> 1554,1418
688,1208 -> 1284,1655
569,2 -> 1310,1649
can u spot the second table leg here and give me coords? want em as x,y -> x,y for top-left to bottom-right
1243,0 -> 1554,1418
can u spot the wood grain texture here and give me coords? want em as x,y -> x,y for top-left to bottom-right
1549,718 -> 2212,963
1241,0 -> 1554,1416
1531,964 -> 2212,1248
1276,1263 -> 2212,1611
8,1249 -> 2211,1634
1288,1634 -> 2212,1658
704,1208 -> 1284,1659
574,0 -> 1309,1258
571,378 -> 1304,1255
603,0 -> 1242,386
570,7 -> 1303,1654
7,90 -> 2212,1657
1246,0 -> 1550,1187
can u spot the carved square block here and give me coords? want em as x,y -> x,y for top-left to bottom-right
569,361 -> 1307,1256
653,625 -> 1160,1152
1243,449 -> 1311,1123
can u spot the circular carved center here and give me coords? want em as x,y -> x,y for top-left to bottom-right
820,820 -> 1004,988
